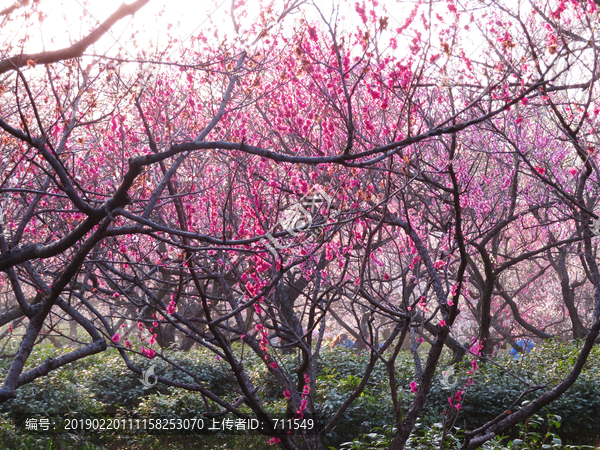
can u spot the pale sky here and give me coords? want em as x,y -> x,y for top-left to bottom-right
1,0 -> 472,58
1,0 -> 531,84
2,0 -> 238,57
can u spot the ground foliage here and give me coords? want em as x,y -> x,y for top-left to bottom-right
0,341 -> 599,449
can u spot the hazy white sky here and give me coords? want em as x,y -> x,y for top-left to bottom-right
3,0 -> 237,57
2,0 -> 448,55
1,0 -> 501,75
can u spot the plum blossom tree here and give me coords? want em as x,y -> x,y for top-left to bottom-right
1,0 -> 600,449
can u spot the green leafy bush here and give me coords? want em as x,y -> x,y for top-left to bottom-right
1,340 -> 600,448
337,413 -> 596,450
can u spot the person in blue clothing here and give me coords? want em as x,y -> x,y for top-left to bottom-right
510,338 -> 534,359
342,337 -> 355,348
331,333 -> 354,350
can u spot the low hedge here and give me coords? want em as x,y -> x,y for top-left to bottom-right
0,339 -> 598,448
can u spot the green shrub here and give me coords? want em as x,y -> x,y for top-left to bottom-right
1,340 -> 600,448
337,412 -> 596,450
